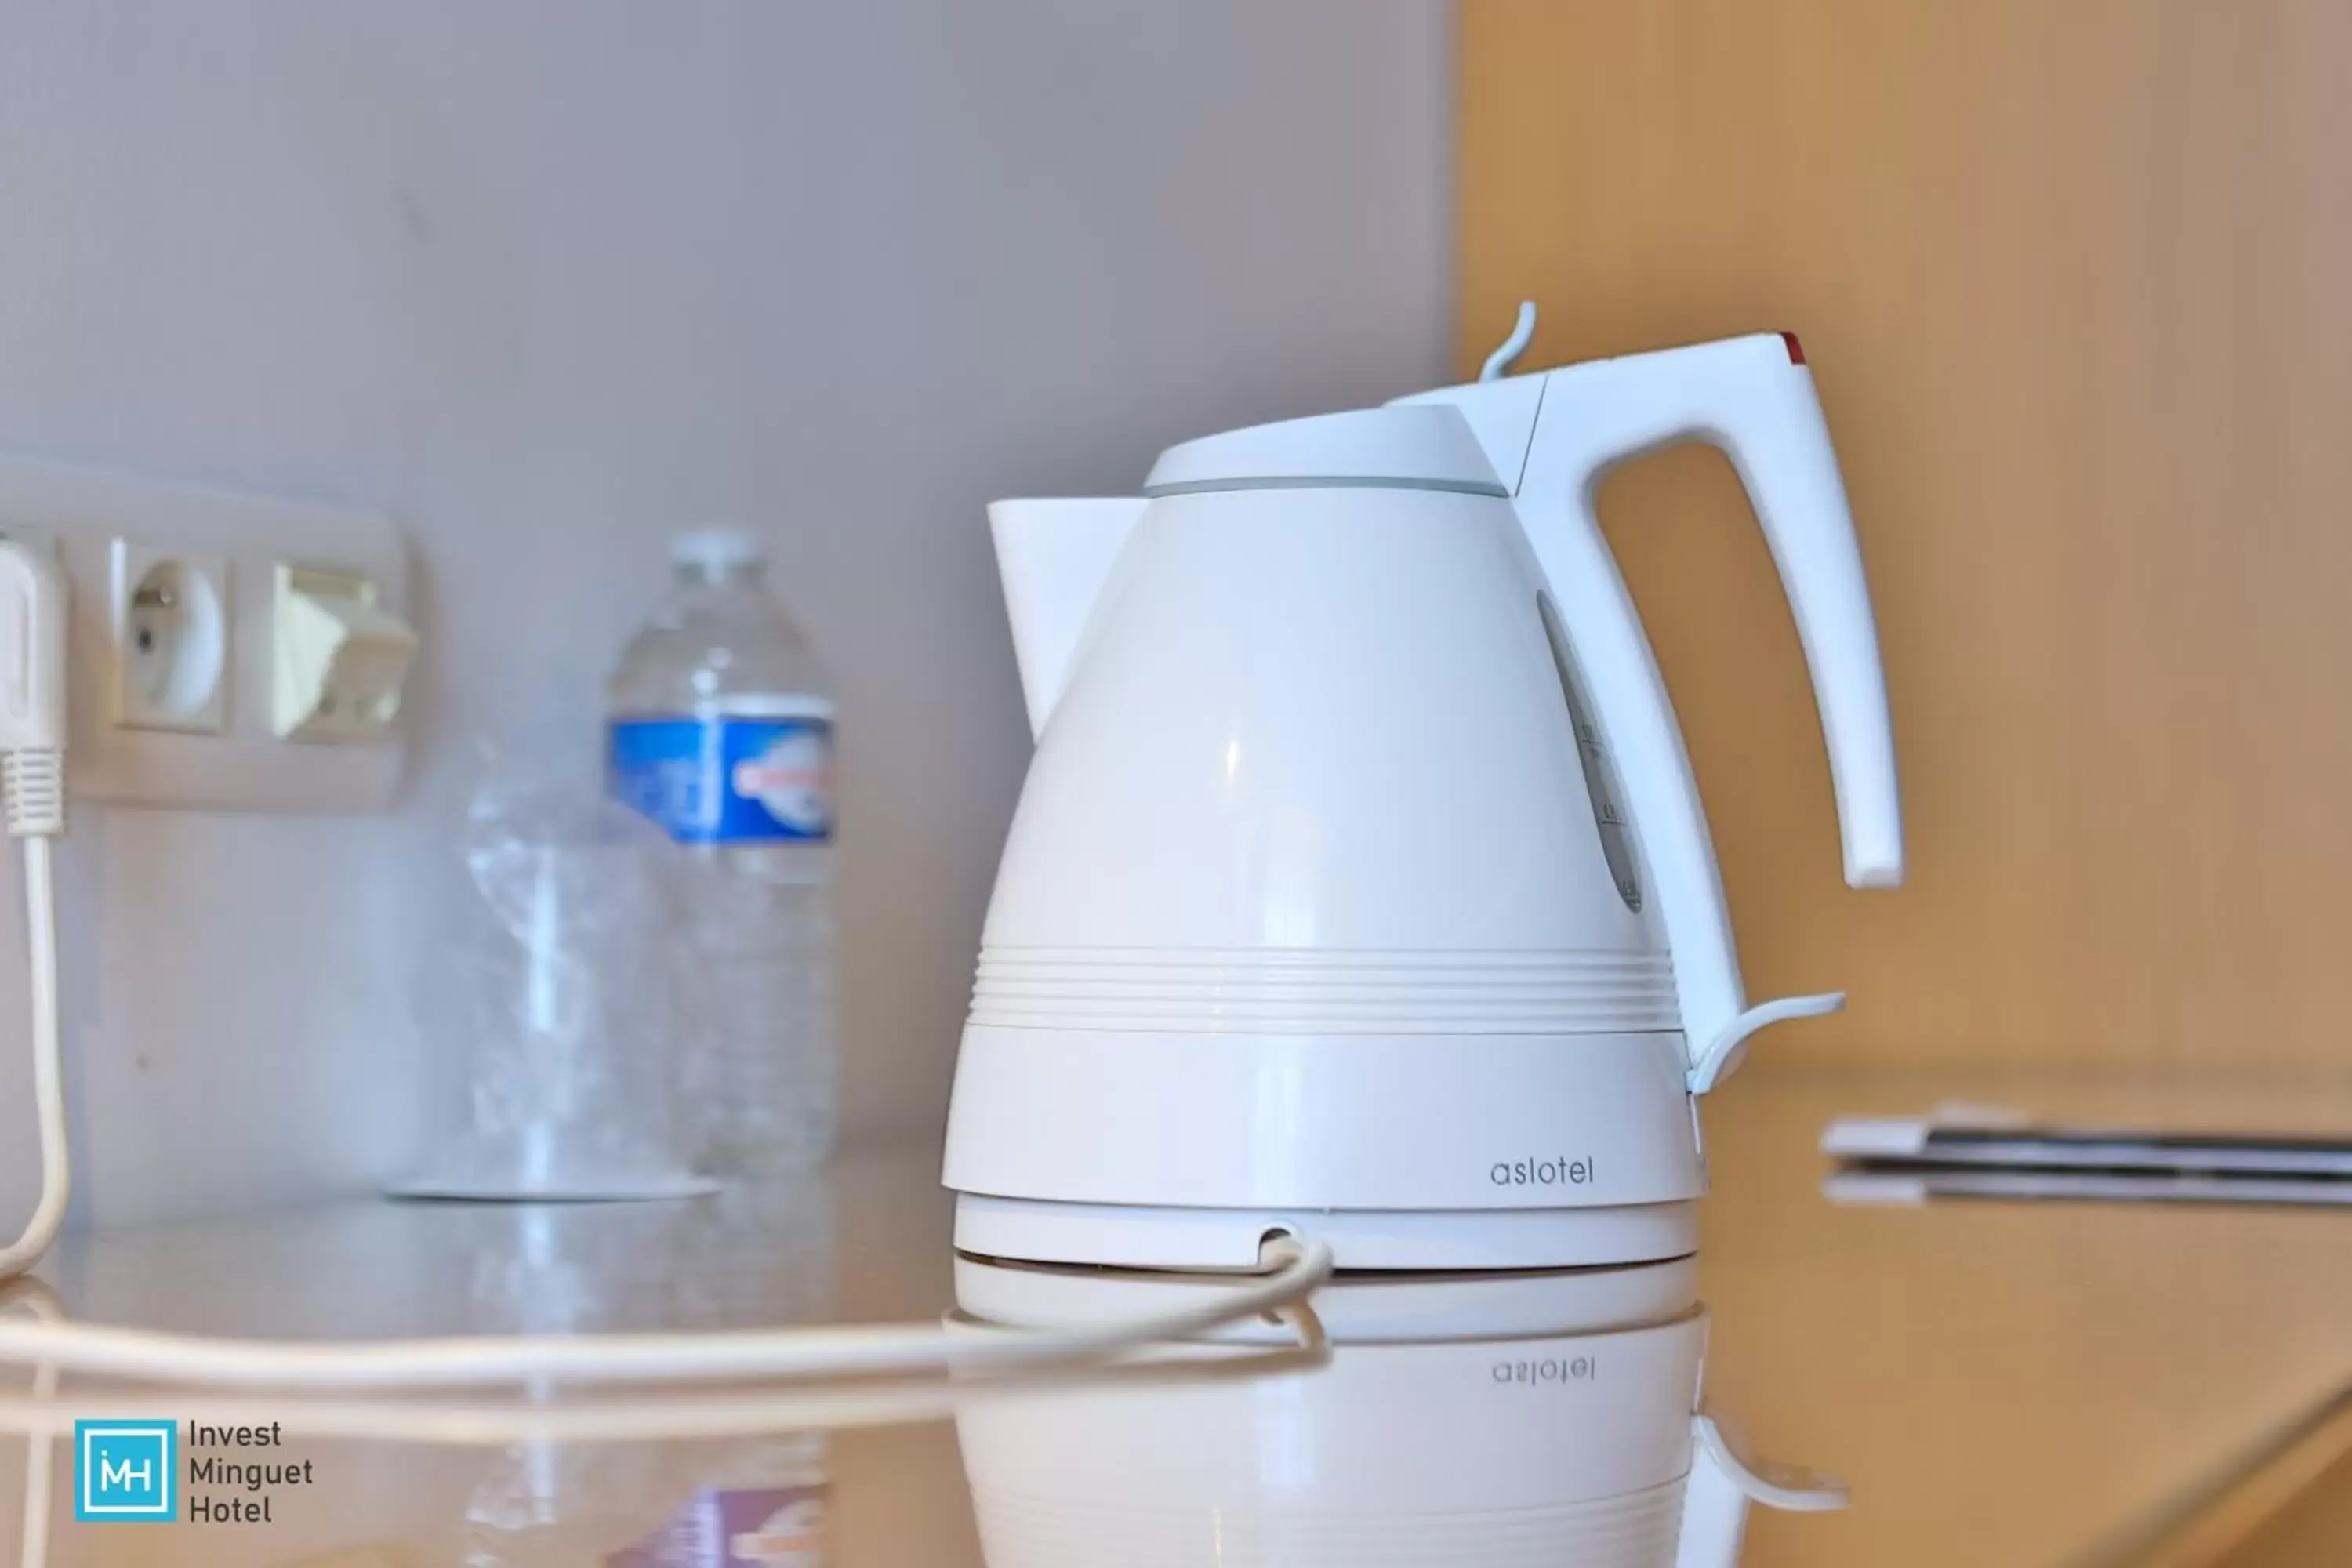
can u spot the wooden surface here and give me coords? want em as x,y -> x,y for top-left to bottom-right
1693,1073 -> 2352,1566
1458,0 -> 2352,1069
2122,1387 -> 2352,1567
2221,1440 -> 2352,1567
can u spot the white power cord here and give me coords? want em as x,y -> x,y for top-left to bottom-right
0,543 -> 69,1286
0,1317 -> 1330,1447
0,537 -> 1334,1388
0,1236 -> 1331,1390
0,832 -> 64,1284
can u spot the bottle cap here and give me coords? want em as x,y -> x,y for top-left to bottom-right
670,527 -> 764,573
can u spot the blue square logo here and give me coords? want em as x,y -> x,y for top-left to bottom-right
75,1420 -> 176,1521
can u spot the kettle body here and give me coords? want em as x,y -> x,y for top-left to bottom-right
946,322 -> 1904,1270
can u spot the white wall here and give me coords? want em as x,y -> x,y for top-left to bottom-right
0,0 -> 1451,1229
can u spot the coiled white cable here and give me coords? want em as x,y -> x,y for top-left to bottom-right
0,538 -> 1335,1389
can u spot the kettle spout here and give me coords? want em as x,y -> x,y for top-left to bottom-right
989,498 -> 1148,738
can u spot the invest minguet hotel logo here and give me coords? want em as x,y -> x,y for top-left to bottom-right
74,1420 -> 176,1521
74,1418 -> 318,1524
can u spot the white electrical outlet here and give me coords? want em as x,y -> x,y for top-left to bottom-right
0,453 -> 411,812
111,539 -> 230,734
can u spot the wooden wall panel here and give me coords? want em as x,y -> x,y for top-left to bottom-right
1459,0 -> 2352,1070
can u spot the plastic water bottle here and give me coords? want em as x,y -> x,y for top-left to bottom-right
607,528 -> 836,1173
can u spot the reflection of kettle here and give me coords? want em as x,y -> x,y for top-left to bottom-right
952,1257 -> 1841,1566
946,310 -> 1904,1272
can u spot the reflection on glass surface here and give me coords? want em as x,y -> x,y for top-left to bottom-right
447,1182 -> 841,1566
2,1279 -> 61,1568
4,1225 -> 1842,1565
0,1184 -> 849,1566
466,1432 -> 831,1567
950,1254 -> 1843,1567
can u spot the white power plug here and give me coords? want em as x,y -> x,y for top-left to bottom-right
0,539 -> 67,757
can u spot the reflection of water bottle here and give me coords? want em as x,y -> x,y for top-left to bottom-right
607,528 -> 835,1172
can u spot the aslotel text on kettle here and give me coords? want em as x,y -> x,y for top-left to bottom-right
1490,1155 -> 1596,1189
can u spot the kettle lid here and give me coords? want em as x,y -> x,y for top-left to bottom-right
1143,405 -> 1508,497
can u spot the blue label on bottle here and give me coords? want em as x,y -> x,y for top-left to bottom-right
609,713 -> 835,844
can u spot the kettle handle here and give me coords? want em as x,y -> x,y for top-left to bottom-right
1509,332 -> 1904,1089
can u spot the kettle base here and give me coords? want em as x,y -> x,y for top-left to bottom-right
953,1191 -> 1697,1273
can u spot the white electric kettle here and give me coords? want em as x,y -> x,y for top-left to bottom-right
945,309 -> 1903,1271
952,1256 -> 1846,1568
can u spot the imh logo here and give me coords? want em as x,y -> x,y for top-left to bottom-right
74,1420 -> 176,1522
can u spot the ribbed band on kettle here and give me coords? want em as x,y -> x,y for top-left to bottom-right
967,946 -> 1679,1034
